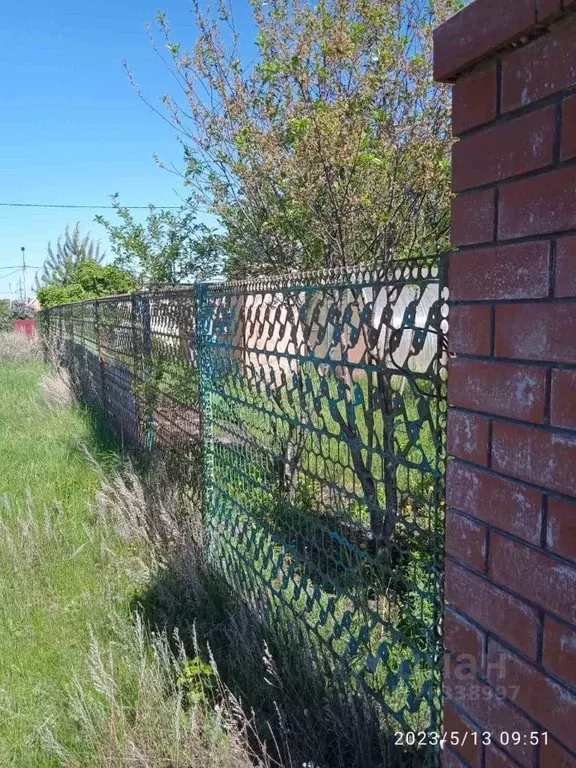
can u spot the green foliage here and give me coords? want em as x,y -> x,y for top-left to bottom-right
36,260 -> 136,308
73,260 -> 136,295
37,283 -> 88,308
96,195 -> 224,287
150,0 -> 459,278
8,299 -> 36,320
177,657 -> 217,706
36,223 -> 105,288
0,300 -> 11,331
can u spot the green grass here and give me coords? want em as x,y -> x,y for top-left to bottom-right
0,358 -> 264,768
0,361 -> 132,765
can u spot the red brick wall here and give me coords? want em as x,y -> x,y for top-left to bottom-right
435,2 -> 576,766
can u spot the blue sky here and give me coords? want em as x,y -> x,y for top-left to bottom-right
0,0 -> 255,299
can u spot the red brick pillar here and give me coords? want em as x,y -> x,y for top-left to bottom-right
434,2 -> 576,767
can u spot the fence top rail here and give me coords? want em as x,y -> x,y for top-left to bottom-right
210,254 -> 446,295
39,253 -> 448,312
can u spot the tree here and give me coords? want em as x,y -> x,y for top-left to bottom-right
36,260 -> 135,308
95,195 -> 224,287
142,0 -> 461,278
0,300 -> 11,331
136,0 -> 462,550
36,224 -> 105,288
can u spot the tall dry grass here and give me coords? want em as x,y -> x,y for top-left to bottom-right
0,492 -> 273,768
0,329 -> 73,408
40,366 -> 75,409
44,617 -> 274,768
94,463 -> 397,768
45,460 -> 279,767
0,330 -> 40,364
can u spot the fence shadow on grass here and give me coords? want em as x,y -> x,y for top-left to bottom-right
131,517 -> 437,768
76,394 -> 439,768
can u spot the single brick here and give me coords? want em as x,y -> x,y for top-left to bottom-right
556,237 -> 576,298
448,305 -> 492,356
453,64 -> 498,136
498,167 -> 576,240
547,497 -> 576,563
446,508 -> 487,572
551,369 -> 576,430
543,616 -> 576,689
502,19 -> 576,112
540,737 -> 576,768
492,421 -> 576,496
445,701 -> 482,766
561,94 -> 576,161
486,639 -> 576,752
452,106 -> 556,191
495,303 -> 576,364
444,607 -> 485,669
448,358 -> 547,423
490,532 -> 576,624
445,560 -> 539,658
434,0 -> 536,82
447,461 -> 542,544
451,189 -> 495,247
447,659 -> 535,765
447,411 -> 491,466
450,242 -> 550,301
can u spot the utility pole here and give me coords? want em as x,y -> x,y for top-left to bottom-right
17,277 -> 23,300
21,246 -> 26,303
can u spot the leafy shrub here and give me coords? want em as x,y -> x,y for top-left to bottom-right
0,300 -> 12,331
73,260 -> 135,296
37,260 -> 136,308
9,300 -> 36,320
37,284 -> 88,308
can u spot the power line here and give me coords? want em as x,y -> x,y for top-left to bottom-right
0,264 -> 42,270
0,202 -> 208,211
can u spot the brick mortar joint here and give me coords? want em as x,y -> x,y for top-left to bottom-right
434,4 -> 576,84
446,553 -> 576,632
444,621 -> 576,704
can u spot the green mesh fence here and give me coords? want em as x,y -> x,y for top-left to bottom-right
40,256 -> 448,763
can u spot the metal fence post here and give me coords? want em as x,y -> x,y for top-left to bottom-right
80,303 -> 86,399
195,283 -> 215,529
58,310 -> 63,359
139,292 -> 155,452
93,300 -> 106,413
65,305 -> 75,382
130,293 -> 140,444
41,309 -> 51,363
